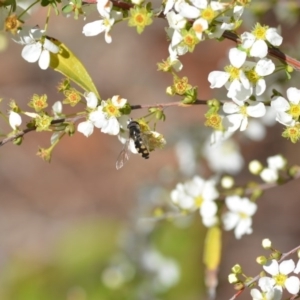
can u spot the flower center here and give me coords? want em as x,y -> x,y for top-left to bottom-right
252,23 -> 268,40
135,14 -> 145,25
273,273 -> 287,287
195,196 -> 203,207
201,7 -> 215,21
225,65 -> 240,81
288,104 -> 300,119
245,69 -> 260,84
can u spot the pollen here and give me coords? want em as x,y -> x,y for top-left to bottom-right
195,196 -> 203,207
135,14 -> 145,25
252,23 -> 268,40
288,104 -> 300,119
205,113 -> 222,130
238,212 -> 248,219
184,34 -> 195,46
201,7 -> 215,21
225,65 -> 240,81
273,273 -> 287,287
246,69 -> 260,84
239,105 -> 247,116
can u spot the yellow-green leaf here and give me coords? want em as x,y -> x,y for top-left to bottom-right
48,37 -> 100,99
203,226 -> 221,271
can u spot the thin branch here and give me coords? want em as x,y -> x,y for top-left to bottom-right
0,118 -> 71,147
131,99 -> 207,109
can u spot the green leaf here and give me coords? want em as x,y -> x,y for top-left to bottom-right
48,37 -> 100,99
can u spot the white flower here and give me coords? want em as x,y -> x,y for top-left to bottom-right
251,277 -> 281,300
241,24 -> 283,58
271,87 -> 300,126
77,92 -> 100,137
263,259 -> 300,295
170,176 -> 219,227
141,249 -> 180,291
14,27 -> 59,70
9,111 -> 22,130
222,196 -> 257,239
223,101 -> 266,132
78,92 -> 127,137
83,11 -> 122,43
208,48 -> 251,102
245,58 -> 275,97
203,138 -> 244,175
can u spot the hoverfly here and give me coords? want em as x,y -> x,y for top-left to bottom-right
116,119 -> 150,170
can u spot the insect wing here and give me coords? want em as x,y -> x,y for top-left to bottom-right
116,139 -> 131,170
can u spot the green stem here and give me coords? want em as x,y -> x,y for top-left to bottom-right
44,5 -> 52,32
18,0 -> 40,19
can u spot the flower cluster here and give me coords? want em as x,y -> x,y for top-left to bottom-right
250,259 -> 300,300
170,176 -> 257,238
165,1 -> 244,69
78,92 -> 127,137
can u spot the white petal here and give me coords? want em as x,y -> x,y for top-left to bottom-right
200,201 -> 217,218
285,276 -> 300,294
240,32 -> 255,49
266,28 -> 283,47
83,20 -> 105,36
250,288 -> 263,300
9,111 -> 22,130
77,120 -> 94,137
101,117 -> 120,135
22,43 -> 41,63
208,71 -> 229,88
223,102 -> 240,114
263,260 -> 279,276
294,260 -> 300,274
89,109 -> 107,128
52,101 -> 63,114
271,96 -> 290,112
247,102 -> 266,118
38,49 -> 50,70
239,116 -> 248,131
234,218 -> 252,239
226,114 -> 244,132
250,40 -> 268,58
178,2 -> 200,19
255,79 -> 266,96
255,58 -> 275,76
279,259 -> 295,275
85,92 -> 98,109
229,48 -> 246,68
287,87 -> 300,104
222,212 -> 239,230
43,38 -> 59,53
